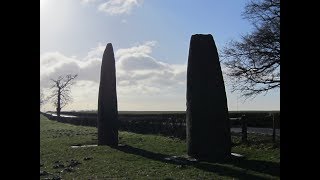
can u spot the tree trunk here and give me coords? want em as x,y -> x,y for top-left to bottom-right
57,88 -> 61,117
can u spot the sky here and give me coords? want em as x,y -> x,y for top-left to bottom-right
40,0 -> 280,112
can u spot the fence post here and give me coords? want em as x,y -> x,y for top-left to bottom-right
241,115 -> 247,143
272,113 -> 276,143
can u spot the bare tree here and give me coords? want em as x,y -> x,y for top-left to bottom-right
221,0 -> 280,98
48,74 -> 78,117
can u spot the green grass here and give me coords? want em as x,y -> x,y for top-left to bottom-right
56,110 -> 280,115
40,114 -> 279,180
48,110 -> 186,115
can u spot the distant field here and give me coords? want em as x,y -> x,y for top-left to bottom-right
45,110 -> 280,129
40,114 -> 279,179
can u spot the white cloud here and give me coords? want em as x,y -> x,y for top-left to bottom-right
83,43 -> 106,61
40,51 -> 103,88
80,0 -> 98,5
80,0 -> 143,15
115,41 -> 158,71
40,41 -> 272,111
98,0 -> 143,15
114,41 -> 186,97
118,56 -> 167,71
40,41 -> 187,111
40,52 -> 81,87
115,41 -> 156,59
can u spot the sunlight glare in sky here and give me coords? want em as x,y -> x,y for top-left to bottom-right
40,0 -> 46,9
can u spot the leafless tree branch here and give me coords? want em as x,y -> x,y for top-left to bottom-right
221,0 -> 280,98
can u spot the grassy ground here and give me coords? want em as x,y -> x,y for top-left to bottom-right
56,110 -> 280,115
40,114 -> 279,180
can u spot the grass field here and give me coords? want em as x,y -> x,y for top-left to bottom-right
48,110 -> 280,115
40,114 -> 279,179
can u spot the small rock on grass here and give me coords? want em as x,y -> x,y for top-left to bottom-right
40,170 -> 48,176
67,159 -> 81,167
53,163 -> 65,169
44,175 -> 62,180
83,157 -> 93,161
60,167 -> 74,173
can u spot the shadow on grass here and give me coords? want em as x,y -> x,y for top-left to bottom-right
224,158 -> 279,177
115,144 -> 279,179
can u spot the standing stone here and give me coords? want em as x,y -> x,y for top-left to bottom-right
98,43 -> 118,146
186,34 -> 231,161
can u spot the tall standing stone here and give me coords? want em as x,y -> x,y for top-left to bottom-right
186,34 -> 231,161
98,43 -> 118,146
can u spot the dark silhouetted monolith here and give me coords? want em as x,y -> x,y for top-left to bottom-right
186,34 -> 231,161
98,43 -> 118,146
